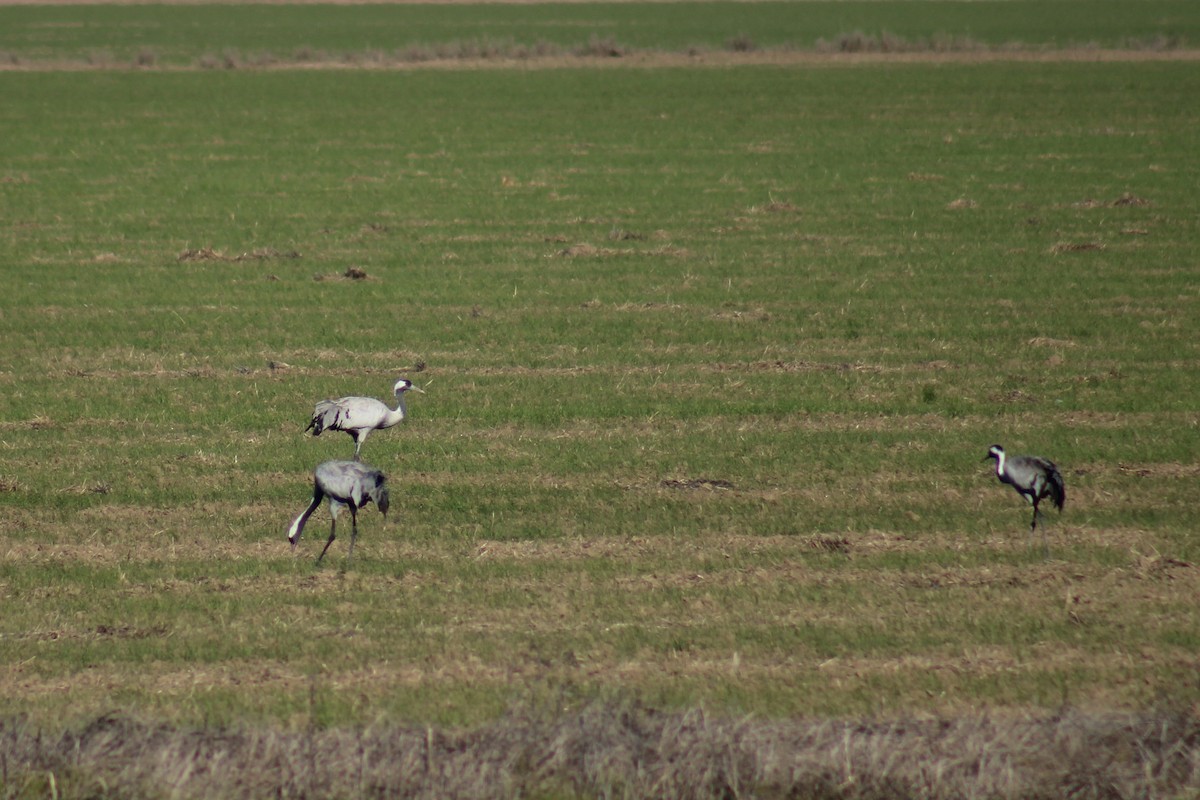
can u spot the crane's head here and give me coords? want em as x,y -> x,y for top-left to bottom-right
983,444 -> 1005,462
394,378 -> 425,396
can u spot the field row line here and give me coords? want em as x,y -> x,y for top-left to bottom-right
3,47 -> 1199,73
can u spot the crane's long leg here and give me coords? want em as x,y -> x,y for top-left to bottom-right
346,506 -> 359,565
317,507 -> 340,564
1030,498 -> 1048,559
288,487 -> 325,549
353,431 -> 368,462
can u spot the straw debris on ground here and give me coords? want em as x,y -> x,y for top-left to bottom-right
2,704 -> 1197,800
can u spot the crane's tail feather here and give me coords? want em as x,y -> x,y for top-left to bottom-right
307,411 -> 330,436
307,401 -> 342,437
1049,468 -> 1066,511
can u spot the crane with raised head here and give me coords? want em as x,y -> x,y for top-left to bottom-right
305,377 -> 423,461
288,460 -> 389,565
983,444 -> 1065,555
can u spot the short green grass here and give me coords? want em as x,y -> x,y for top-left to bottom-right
1,14 -> 1198,738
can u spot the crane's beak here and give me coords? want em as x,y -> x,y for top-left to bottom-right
981,454 -> 993,462
410,385 -> 426,394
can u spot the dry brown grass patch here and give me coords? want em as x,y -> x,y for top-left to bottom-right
2,706 -> 1196,800
1051,241 -> 1106,254
177,246 -> 300,262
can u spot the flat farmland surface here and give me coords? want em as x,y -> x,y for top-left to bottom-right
2,0 -> 1200,67
0,3 -> 1198,798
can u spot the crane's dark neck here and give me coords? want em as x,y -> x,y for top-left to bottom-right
288,490 -> 324,543
381,394 -> 407,428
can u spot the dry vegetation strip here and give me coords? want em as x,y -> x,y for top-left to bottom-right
3,45 -> 1200,73
2,707 -> 1197,800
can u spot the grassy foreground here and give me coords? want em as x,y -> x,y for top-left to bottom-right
0,6 -> 1198,798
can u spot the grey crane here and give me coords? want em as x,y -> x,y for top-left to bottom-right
287,460 -> 390,565
983,444 -> 1065,554
305,377 -> 423,461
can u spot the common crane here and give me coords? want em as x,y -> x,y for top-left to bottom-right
287,460 -> 390,565
305,377 -> 423,460
983,444 -> 1065,554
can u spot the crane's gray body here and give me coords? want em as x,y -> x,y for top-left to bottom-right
288,460 -> 389,565
984,444 -> 1065,553
305,378 -> 420,461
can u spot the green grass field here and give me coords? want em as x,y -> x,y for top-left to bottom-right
1,2 -> 1198,797
2,0 -> 1198,66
